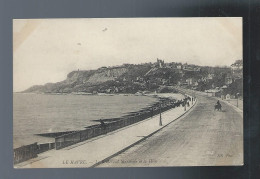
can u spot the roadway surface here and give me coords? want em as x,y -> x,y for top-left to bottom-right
98,91 -> 243,167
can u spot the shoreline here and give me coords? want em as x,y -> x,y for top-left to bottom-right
13,92 -> 185,149
34,93 -> 184,138
14,91 -> 182,97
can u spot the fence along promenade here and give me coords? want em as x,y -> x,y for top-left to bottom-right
55,97 -> 191,149
13,142 -> 55,164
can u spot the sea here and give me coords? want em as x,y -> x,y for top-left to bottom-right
13,93 -> 184,148
13,93 -> 160,148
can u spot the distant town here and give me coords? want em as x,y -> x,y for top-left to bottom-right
24,59 -> 243,99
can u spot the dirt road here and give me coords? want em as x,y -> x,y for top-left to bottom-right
98,92 -> 243,167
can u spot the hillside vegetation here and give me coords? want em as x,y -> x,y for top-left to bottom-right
23,60 -> 242,97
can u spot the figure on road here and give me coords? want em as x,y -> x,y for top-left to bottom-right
215,100 -> 222,111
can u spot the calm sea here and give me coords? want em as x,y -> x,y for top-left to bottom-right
13,93 -> 159,148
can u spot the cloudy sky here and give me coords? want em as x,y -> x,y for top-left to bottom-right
13,18 -> 242,92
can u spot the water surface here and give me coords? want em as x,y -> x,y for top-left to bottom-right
13,93 -> 159,148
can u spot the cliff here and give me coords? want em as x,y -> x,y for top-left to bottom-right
23,64 -> 152,93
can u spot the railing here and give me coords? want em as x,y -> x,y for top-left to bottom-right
55,98 -> 190,150
14,142 -> 55,164
14,143 -> 38,164
37,143 -> 55,153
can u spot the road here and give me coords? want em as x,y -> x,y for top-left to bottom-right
98,91 -> 243,167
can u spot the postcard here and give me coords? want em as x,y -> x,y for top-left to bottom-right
13,17 -> 243,168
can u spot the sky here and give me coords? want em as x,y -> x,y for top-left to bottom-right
13,18 -> 242,92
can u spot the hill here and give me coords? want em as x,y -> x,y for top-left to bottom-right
23,60 -> 242,96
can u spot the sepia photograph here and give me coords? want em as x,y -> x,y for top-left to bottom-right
13,18 -> 243,168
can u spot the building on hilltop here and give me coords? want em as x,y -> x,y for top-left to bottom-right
231,60 -> 243,71
157,58 -> 165,68
176,64 -> 182,69
182,64 -> 201,71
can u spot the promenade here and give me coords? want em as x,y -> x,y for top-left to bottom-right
98,89 -> 243,167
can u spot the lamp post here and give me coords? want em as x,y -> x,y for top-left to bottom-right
236,93 -> 239,107
192,91 -> 195,104
159,102 -> 162,126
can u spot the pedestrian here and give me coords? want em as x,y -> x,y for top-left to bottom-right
150,108 -> 154,118
99,119 -> 106,133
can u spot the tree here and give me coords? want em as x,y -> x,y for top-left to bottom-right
227,78 -> 243,96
